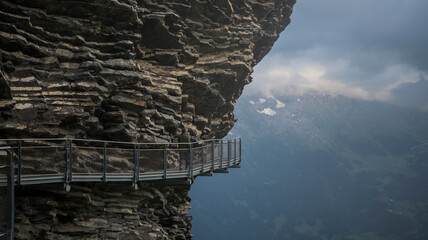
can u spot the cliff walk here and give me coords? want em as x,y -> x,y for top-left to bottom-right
0,137 -> 241,188
0,137 -> 241,239
0,0 -> 294,238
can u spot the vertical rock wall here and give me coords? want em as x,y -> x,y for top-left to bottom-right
0,0 -> 295,141
0,0 -> 297,239
15,182 -> 192,240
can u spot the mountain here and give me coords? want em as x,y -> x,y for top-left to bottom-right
0,1 -> 297,238
190,93 -> 428,240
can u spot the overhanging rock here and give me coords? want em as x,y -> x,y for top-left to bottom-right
0,0 -> 296,239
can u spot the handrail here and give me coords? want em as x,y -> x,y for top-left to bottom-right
0,137 -> 242,190
0,138 -> 242,240
0,138 -> 69,141
0,137 -> 235,145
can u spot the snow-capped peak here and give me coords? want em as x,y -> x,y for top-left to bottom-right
257,108 -> 277,116
275,99 -> 285,108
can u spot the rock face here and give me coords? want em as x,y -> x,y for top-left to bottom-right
0,0 -> 295,142
15,182 -> 192,240
0,0 -> 296,239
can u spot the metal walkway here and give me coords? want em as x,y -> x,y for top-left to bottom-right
0,137 -> 241,239
0,137 -> 241,188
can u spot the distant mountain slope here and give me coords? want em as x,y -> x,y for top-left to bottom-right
190,94 -> 428,240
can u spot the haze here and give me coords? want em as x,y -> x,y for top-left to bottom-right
247,0 -> 428,110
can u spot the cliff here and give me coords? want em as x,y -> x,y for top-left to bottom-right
15,182 -> 193,240
0,0 -> 296,239
0,0 -> 295,142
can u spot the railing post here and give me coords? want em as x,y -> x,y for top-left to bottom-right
234,139 -> 237,165
211,140 -> 215,170
7,148 -> 15,240
201,143 -> 204,173
69,139 -> 73,182
219,140 -> 223,169
227,139 -> 231,169
163,145 -> 167,179
102,142 -> 107,182
189,144 -> 193,179
17,140 -> 21,186
65,139 -> 72,186
65,140 -> 68,183
239,138 -> 242,163
133,144 -> 140,186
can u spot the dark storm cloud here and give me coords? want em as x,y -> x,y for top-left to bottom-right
275,0 -> 428,69
247,0 -> 428,108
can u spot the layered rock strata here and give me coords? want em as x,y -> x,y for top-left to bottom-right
1,0 -> 296,239
0,0 -> 295,142
15,182 -> 192,240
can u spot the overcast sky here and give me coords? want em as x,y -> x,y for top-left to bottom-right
245,0 -> 428,109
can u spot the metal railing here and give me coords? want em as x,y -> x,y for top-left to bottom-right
0,137 -> 242,189
0,137 -> 241,240
0,146 -> 14,240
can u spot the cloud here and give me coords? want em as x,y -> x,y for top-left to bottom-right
246,48 -> 428,103
274,99 -> 285,108
257,108 -> 277,116
244,0 -> 428,109
271,0 -> 428,72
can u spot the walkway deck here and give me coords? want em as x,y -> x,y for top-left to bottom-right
0,137 -> 241,239
0,138 -> 241,188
